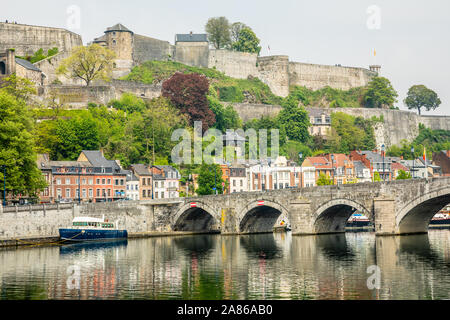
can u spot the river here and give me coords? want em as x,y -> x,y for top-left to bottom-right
1,230 -> 450,300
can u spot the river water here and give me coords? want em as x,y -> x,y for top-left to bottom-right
1,230 -> 450,300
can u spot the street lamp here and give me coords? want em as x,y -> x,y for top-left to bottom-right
299,152 -> 303,188
411,146 -> 415,179
381,144 -> 385,182
1,165 -> 6,206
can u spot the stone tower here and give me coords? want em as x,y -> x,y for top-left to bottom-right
369,65 -> 381,75
104,23 -> 134,78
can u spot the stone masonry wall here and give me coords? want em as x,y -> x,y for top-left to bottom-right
0,22 -> 82,57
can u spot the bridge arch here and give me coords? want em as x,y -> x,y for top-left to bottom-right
238,199 -> 290,234
172,201 -> 220,232
396,186 -> 450,234
313,198 -> 372,234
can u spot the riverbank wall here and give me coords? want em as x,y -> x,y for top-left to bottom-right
0,200 -> 191,248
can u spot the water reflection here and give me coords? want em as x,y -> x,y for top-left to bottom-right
0,230 -> 450,300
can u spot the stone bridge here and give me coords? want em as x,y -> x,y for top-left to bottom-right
82,177 -> 450,237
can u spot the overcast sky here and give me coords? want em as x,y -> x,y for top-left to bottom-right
3,0 -> 450,115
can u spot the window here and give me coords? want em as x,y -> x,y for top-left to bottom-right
66,178 -> 71,185
57,189 -> 62,198
96,179 -> 100,184
82,189 -> 86,198
142,179 -> 146,186
233,180 -> 236,187
102,179 -> 106,185
155,192 -> 159,198
143,190 -> 146,198
89,189 -> 93,198
115,179 -> 119,186
107,189 -> 111,197
82,179 -> 86,185
107,179 -> 111,185
76,189 -> 79,198
66,189 -> 71,198
96,189 -> 100,197
240,180 -> 243,187
89,179 -> 93,185
56,178 -> 61,185
161,192 -> 164,198
120,179 -> 124,186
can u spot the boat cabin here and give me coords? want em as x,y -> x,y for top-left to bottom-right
71,217 -> 117,230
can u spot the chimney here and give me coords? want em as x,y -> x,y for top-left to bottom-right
6,48 -> 16,75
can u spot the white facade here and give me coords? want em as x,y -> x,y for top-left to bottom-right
302,166 -> 316,187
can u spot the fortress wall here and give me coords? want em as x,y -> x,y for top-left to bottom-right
229,103 -> 283,122
133,34 -> 174,64
174,42 -> 210,68
257,56 -> 290,97
289,62 -> 376,91
419,115 -> 450,131
0,22 -> 82,56
208,49 -> 258,79
34,50 -> 84,85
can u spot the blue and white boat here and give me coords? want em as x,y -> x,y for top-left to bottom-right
59,216 -> 128,242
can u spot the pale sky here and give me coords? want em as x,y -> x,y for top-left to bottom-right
3,0 -> 450,115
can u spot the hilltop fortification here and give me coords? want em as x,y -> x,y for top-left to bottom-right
93,23 -> 378,97
0,22 -> 82,57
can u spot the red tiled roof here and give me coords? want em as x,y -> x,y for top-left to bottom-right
391,162 -> 409,171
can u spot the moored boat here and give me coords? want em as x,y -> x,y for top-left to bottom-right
346,213 -> 372,229
59,216 -> 128,242
429,213 -> 450,226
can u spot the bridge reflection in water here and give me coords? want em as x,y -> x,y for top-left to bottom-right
1,230 -> 450,300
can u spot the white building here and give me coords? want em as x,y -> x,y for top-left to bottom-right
153,165 -> 181,199
125,171 -> 139,200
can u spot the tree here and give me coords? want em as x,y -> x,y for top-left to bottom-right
0,88 -> 46,198
396,170 -> 412,180
231,27 -> 261,55
108,93 -> 146,114
373,171 -> 381,182
0,74 -> 36,102
230,22 -> 249,43
162,73 -> 216,131
404,85 -> 441,115
196,163 -> 225,195
277,98 -> 310,143
56,44 -> 116,86
208,95 -> 242,131
316,173 -> 333,186
364,76 -> 398,109
205,17 -> 231,49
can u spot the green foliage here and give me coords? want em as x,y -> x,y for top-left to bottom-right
280,141 -> 312,163
231,27 -> 261,54
396,170 -> 412,180
108,93 -> 146,114
196,164 -> 226,195
387,125 -> 450,160
123,61 -> 282,105
404,85 -> 441,115
316,173 -> 333,186
286,85 -> 366,108
0,84 -> 47,197
325,112 -> 376,153
205,17 -> 232,49
208,96 -> 242,131
277,98 -> 310,143
16,47 -> 59,63
364,76 -> 398,109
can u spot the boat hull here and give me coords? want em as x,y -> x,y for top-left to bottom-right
59,229 -> 128,242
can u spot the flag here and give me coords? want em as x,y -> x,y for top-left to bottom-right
423,147 -> 426,162
374,49 -> 376,57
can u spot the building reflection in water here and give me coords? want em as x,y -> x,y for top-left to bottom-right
1,230 -> 450,300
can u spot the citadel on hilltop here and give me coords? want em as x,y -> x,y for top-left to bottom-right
1,21 -> 378,97
0,21 -> 448,149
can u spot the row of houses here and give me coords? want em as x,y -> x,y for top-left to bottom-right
200,149 -> 447,194
37,150 -> 181,203
35,149 -> 449,203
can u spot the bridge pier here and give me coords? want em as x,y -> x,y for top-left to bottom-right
374,197 -> 398,236
289,200 -> 315,235
220,208 -> 240,234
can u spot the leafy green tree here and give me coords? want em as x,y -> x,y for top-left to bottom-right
196,163 -> 225,195
208,96 -> 242,131
281,141 -> 312,163
396,170 -> 412,180
108,93 -> 146,114
0,88 -> 46,198
0,74 -> 36,102
364,76 -> 398,109
205,17 -> 231,49
404,85 -> 441,115
316,173 -> 333,186
231,27 -> 261,55
230,22 -> 249,43
57,44 -> 116,86
277,98 -> 310,143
